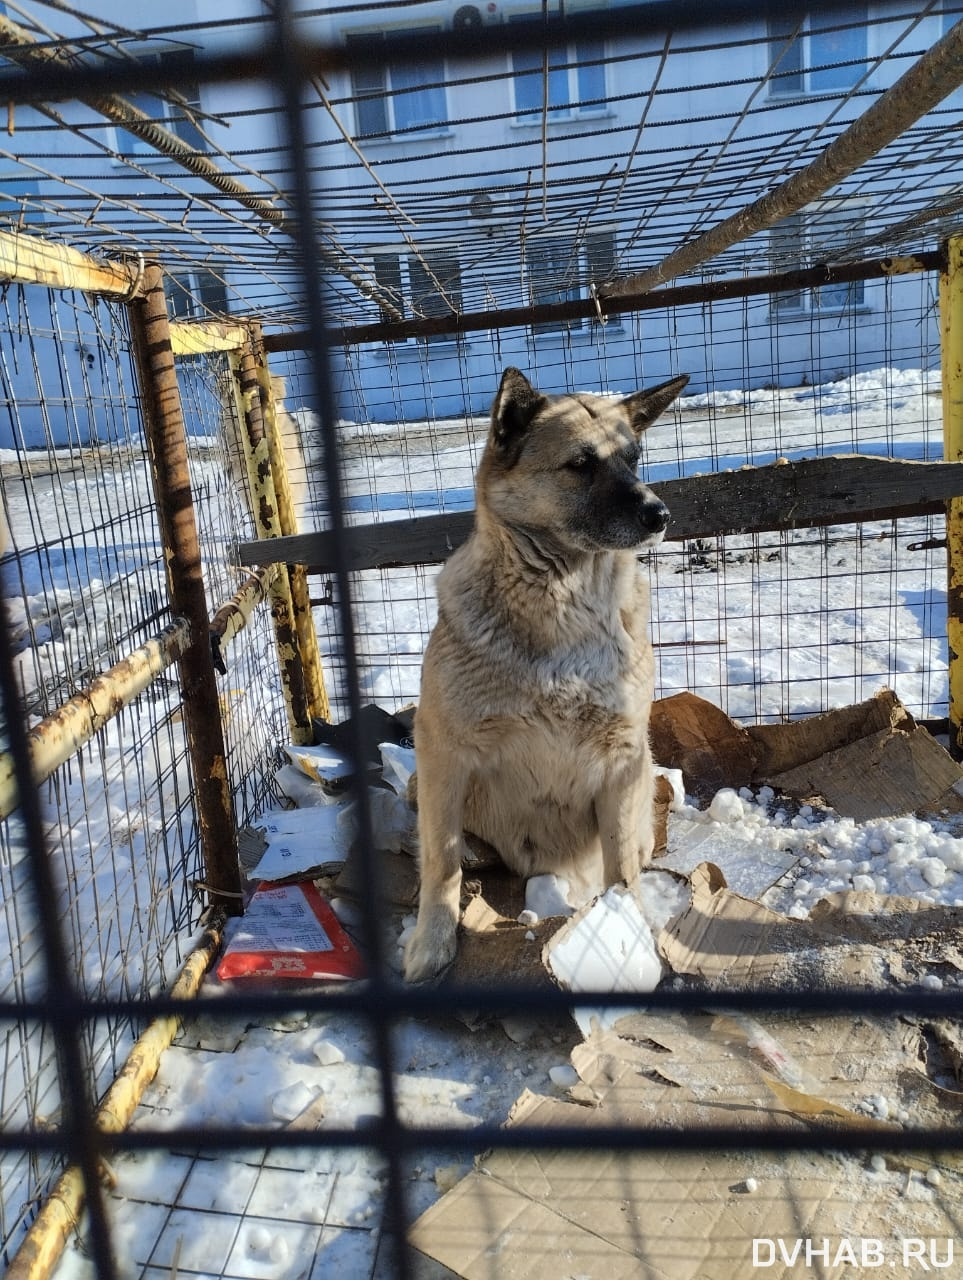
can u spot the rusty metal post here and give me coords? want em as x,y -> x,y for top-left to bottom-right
228,340 -> 314,743
942,235 -> 963,758
249,325 -> 331,723
128,262 -> 242,914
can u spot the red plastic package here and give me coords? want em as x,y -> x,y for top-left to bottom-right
217,881 -> 365,981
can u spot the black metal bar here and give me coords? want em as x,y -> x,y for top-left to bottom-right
0,1119 -> 959,1159
264,251 -> 942,352
4,981 -> 963,1025
269,4 -> 412,1275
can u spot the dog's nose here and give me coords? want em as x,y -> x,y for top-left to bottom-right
645,501 -> 670,532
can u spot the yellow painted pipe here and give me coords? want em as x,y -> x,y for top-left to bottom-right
0,620 -> 190,821
5,916 -> 225,1280
169,320 -> 249,357
0,228 -> 143,296
227,345 -> 313,743
250,332 -> 331,724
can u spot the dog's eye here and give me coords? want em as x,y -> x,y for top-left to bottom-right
565,453 -> 595,472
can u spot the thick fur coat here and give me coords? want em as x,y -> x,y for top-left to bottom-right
405,367 -> 689,982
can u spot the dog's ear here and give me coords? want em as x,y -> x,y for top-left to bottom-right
491,367 -> 546,454
622,373 -> 690,437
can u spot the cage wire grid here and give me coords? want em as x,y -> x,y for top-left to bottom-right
0,284 -> 288,1262
0,1 -> 962,1278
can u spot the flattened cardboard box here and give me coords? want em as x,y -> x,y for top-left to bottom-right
653,688 -> 963,821
410,868 -> 963,1279
409,1086 -> 962,1280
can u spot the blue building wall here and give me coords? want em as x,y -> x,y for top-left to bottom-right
0,0 -> 954,440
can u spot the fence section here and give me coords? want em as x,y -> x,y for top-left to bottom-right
0,269 -> 289,1267
257,265 -> 952,727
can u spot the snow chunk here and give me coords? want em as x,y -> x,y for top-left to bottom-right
548,1064 -> 579,1090
547,886 -> 664,1037
526,874 -> 574,918
708,788 -> 745,823
313,1039 -> 346,1067
271,1081 -> 321,1122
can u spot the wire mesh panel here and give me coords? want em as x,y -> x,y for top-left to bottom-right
0,290 -> 286,1265
2,3 -> 963,1279
302,273 -> 948,724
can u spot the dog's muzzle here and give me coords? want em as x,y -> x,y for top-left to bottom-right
639,499 -> 670,545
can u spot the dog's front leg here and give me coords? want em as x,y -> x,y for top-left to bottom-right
597,743 -> 654,888
404,763 -> 469,982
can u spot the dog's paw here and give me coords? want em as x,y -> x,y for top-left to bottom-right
404,916 -> 457,983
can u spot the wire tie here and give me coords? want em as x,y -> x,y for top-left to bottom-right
190,879 -> 245,900
123,252 -> 146,301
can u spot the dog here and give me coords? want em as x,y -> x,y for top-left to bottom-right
404,366 -> 689,982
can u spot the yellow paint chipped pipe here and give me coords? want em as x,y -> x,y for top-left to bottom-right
0,620 -> 190,821
169,320 -> 249,356
0,227 -> 143,295
5,916 -> 224,1280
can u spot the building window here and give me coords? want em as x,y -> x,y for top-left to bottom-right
524,230 -> 618,333
347,31 -> 447,138
768,8 -> 867,96
166,269 -> 229,320
372,248 -> 462,339
510,17 -> 606,121
770,210 -> 866,314
113,48 -> 206,156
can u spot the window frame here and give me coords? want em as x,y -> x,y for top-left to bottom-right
110,48 -> 207,159
165,268 -> 230,321
523,229 -> 620,335
769,207 -> 868,317
347,28 -> 449,140
767,8 -> 868,99
370,246 -> 464,342
509,16 -> 608,124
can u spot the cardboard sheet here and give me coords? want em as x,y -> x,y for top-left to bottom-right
409,1088 -> 963,1280
766,720 -> 963,821
650,691 -> 759,798
410,1014 -> 963,1280
249,803 -> 352,882
651,688 -> 963,822
746,688 -> 910,776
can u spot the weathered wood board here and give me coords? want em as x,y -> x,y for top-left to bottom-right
236,454 -> 963,573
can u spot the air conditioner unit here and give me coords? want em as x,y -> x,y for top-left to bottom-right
452,3 -> 500,30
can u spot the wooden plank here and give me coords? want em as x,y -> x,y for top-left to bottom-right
169,320 -> 249,356
235,455 -> 963,573
0,227 -> 142,295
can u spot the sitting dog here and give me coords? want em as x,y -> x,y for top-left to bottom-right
404,366 -> 688,982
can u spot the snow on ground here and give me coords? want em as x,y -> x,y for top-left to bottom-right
9,366 -> 963,1277
51,766 -> 963,1279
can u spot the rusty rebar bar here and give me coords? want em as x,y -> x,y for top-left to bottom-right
599,19 -> 963,298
